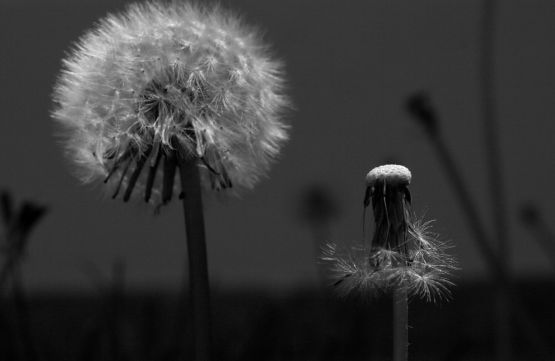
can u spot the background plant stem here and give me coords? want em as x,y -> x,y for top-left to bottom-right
480,1 -> 511,360
177,152 -> 212,361
420,131 -> 550,360
393,288 -> 408,361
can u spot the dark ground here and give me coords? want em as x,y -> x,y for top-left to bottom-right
1,279 -> 553,361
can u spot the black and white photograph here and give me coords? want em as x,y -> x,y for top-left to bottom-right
0,0 -> 554,360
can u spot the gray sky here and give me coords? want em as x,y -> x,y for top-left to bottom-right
1,0 -> 554,291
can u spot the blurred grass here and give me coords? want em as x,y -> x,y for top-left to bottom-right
1,279 -> 553,361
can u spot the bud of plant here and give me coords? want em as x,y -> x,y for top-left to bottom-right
406,93 -> 438,135
52,2 -> 289,205
323,165 -> 456,302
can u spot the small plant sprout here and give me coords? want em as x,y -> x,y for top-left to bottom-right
51,3 -> 289,361
323,164 -> 456,361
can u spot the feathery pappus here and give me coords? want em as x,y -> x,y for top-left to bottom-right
52,1 -> 290,206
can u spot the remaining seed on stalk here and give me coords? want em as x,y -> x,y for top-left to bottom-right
323,164 -> 456,302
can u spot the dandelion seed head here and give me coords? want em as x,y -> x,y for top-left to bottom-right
322,164 -> 457,302
52,1 -> 289,204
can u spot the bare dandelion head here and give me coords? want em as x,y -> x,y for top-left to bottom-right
52,2 -> 289,205
365,164 -> 411,188
323,164 -> 456,302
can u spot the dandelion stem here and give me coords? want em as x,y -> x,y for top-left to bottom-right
177,147 -> 212,361
393,287 -> 408,361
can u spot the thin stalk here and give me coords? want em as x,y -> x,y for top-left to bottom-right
177,149 -> 212,361
480,1 -> 511,360
428,134 -> 550,360
407,93 -> 550,358
520,205 -> 555,271
393,288 -> 408,361
11,268 -> 38,361
0,257 -> 18,292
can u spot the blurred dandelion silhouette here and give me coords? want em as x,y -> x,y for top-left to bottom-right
323,165 -> 456,302
52,1 -> 289,205
0,190 -> 46,361
298,184 -> 340,287
0,190 -> 47,290
51,3 -> 289,361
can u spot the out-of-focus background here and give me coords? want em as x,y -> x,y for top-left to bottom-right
1,0 -> 554,360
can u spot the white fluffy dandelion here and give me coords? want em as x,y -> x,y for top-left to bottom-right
323,165 -> 456,302
51,3 -> 290,360
52,1 -> 289,204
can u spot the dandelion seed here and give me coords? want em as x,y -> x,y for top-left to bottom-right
323,164 -> 456,302
52,1 -> 289,205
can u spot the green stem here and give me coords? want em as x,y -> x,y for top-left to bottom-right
393,288 -> 408,361
177,151 -> 212,361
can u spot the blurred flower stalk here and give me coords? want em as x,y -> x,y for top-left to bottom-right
519,203 -> 555,272
406,93 -> 551,360
299,184 -> 339,287
0,190 -> 47,361
323,164 -> 456,361
0,191 -> 46,291
51,3 -> 289,360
